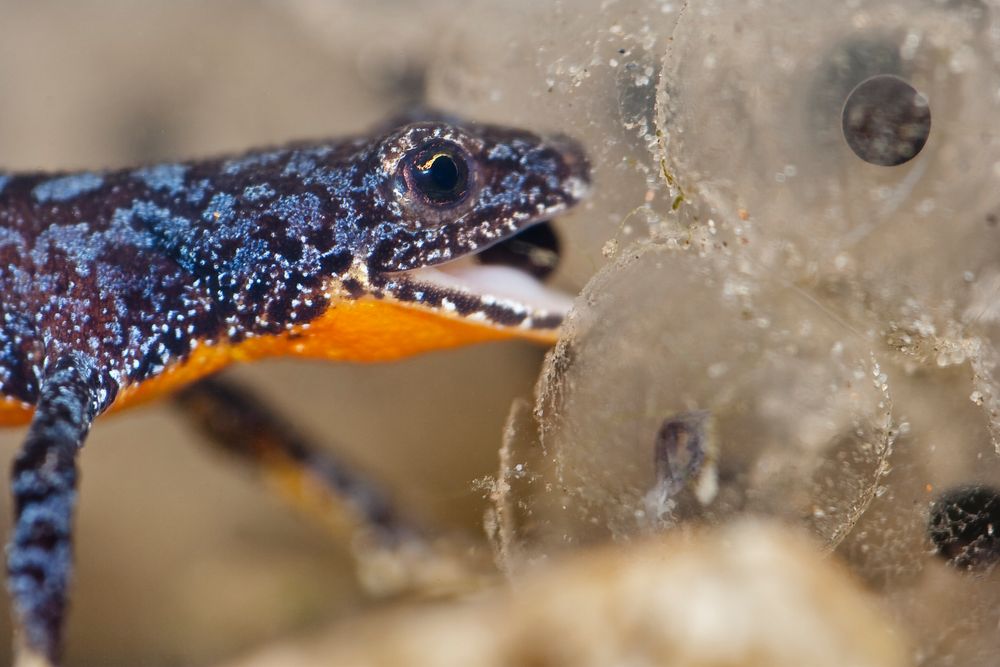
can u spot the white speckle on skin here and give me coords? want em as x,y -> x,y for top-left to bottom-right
32,173 -> 105,203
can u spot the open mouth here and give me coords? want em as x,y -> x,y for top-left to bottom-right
383,221 -> 573,331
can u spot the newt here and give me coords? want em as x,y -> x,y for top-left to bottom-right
0,114 -> 590,664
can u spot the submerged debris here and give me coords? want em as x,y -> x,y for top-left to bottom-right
219,522 -> 907,667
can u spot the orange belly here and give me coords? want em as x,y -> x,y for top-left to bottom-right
0,296 -> 557,427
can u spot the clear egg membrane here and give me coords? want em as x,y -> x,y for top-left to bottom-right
493,241 -> 891,556
837,365 -> 1000,665
658,0 -> 1000,324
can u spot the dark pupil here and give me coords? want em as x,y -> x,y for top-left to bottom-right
413,152 -> 464,202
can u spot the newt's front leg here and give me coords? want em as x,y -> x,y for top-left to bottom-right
7,354 -> 113,666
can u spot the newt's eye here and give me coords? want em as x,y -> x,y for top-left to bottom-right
405,142 -> 471,206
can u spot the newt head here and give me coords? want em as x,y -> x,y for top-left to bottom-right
337,119 -> 591,352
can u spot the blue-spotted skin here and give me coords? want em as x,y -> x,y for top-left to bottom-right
0,116 -> 590,664
0,118 -> 589,409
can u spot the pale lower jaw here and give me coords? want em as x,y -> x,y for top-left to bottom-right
402,256 -> 574,319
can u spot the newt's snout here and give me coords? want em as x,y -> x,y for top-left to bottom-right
359,121 -> 592,345
541,132 -> 592,201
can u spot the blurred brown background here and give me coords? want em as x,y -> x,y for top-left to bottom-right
0,2 -> 574,664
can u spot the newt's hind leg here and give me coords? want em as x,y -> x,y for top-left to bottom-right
7,355 -> 110,666
173,376 -> 485,596
174,375 -> 416,545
